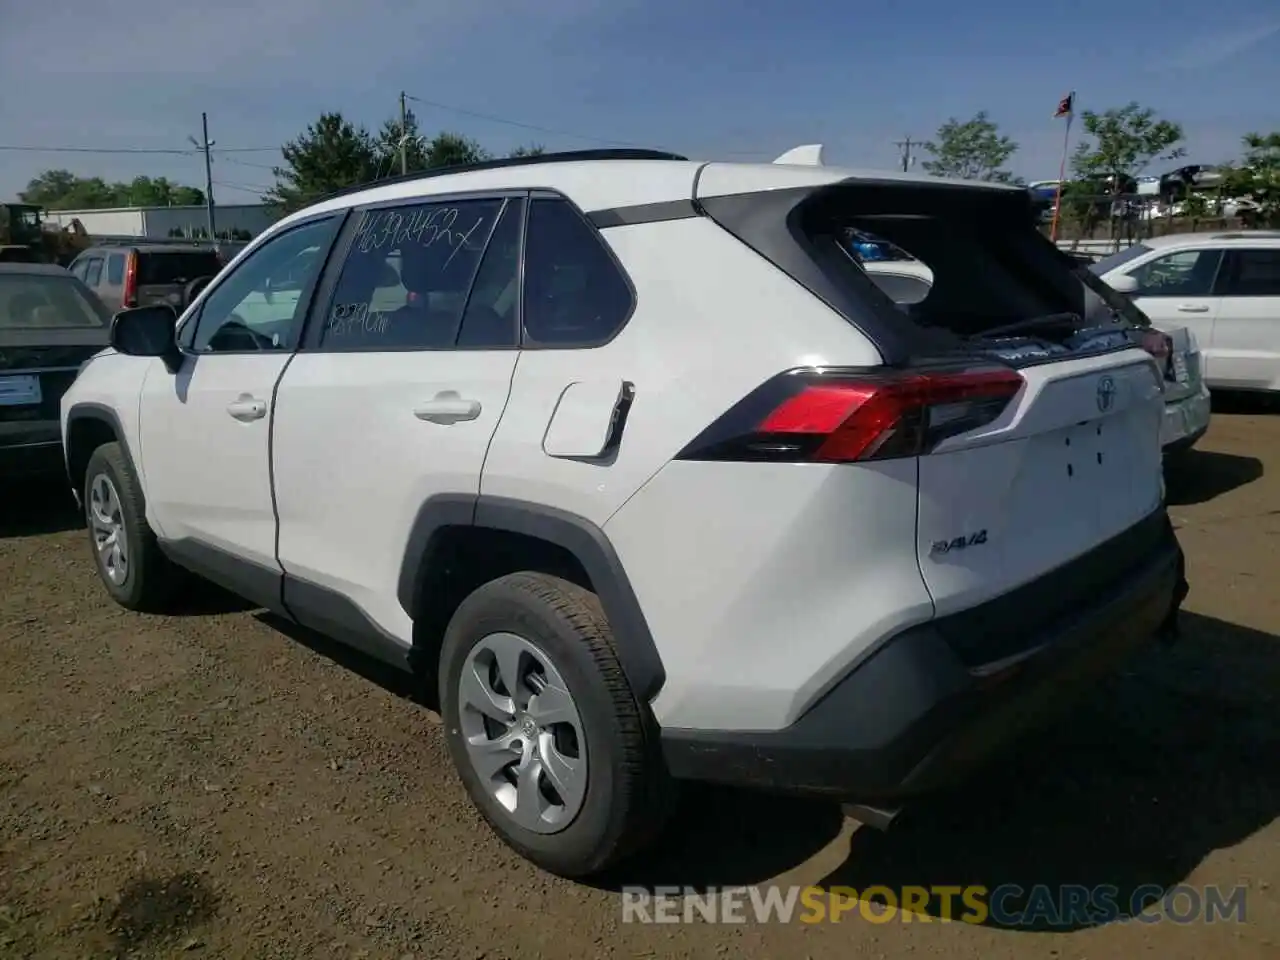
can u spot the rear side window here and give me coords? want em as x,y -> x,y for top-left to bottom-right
1218,249 -> 1280,297
138,251 -> 223,285
522,197 -> 633,346
84,258 -> 103,287
106,253 -> 125,285
321,198 -> 503,350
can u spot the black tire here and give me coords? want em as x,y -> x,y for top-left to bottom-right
439,572 -> 672,878
82,442 -> 179,612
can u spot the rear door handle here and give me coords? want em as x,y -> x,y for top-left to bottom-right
226,395 -> 267,422
414,392 -> 481,424
1176,304 -> 1210,313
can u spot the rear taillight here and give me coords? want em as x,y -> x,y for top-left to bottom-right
675,366 -> 1025,464
122,252 -> 138,308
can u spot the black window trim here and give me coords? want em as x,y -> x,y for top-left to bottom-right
518,188 -> 638,351
299,189 -> 527,354
176,211 -> 347,357
1215,247 -> 1280,299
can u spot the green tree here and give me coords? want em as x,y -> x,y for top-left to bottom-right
921,111 -> 1019,182
265,112 -> 379,212
1070,102 -> 1185,191
420,132 -> 491,169
20,170 -> 205,210
509,144 -> 546,158
1221,131 -> 1280,225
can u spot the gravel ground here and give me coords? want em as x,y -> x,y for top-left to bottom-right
1,406 -> 1278,959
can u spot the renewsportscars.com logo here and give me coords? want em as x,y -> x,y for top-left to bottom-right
621,884 -> 1249,927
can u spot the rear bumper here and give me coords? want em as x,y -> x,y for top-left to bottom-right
1161,384 -> 1211,451
0,424 -> 64,478
660,509 -> 1186,801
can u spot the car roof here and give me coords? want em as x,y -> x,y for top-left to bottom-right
270,149 -> 1022,235
1139,230 -> 1280,250
0,262 -> 71,276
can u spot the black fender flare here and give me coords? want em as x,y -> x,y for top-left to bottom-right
397,494 -> 667,702
63,402 -> 139,498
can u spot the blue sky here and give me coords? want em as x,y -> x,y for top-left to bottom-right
1,0 -> 1277,203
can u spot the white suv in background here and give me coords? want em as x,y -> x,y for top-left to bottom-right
1092,231 -> 1280,396
61,147 -> 1188,878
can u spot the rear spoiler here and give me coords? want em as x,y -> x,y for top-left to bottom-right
772,144 -> 825,166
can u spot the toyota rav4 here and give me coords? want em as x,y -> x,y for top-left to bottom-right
61,147 -> 1188,878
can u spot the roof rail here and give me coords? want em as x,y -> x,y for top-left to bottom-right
318,148 -> 690,204
1210,230 -> 1280,240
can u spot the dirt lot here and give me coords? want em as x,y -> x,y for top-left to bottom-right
2,408 -> 1278,960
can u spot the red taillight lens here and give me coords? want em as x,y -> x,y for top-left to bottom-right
122,252 -> 138,308
677,366 -> 1024,464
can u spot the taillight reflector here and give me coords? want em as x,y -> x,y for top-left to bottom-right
676,366 -> 1025,464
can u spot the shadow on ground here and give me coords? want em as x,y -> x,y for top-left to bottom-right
257,611 -> 848,889
0,480 -> 81,538
817,611 -> 1280,931
1165,449 -> 1263,506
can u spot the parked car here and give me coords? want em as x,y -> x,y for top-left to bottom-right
1091,231 -> 1280,395
67,243 -> 225,316
62,148 -> 1187,878
1,263 -> 112,477
860,258 -> 1211,452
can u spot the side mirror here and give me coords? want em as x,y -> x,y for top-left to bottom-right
110,305 -> 181,373
1107,274 -> 1140,295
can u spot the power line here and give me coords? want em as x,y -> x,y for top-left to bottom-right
0,143 -> 278,155
893,135 -> 919,172
403,92 -> 648,148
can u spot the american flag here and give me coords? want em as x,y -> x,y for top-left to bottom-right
1054,92 -> 1074,119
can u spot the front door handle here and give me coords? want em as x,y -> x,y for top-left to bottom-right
226,395 -> 267,422
1176,304 -> 1210,313
414,391 -> 481,424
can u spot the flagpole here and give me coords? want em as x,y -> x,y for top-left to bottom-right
1049,91 -> 1075,244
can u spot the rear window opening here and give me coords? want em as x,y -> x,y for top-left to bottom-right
700,180 -> 1148,363
138,251 -> 223,285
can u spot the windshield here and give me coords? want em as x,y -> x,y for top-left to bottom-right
0,273 -> 112,329
1089,244 -> 1152,276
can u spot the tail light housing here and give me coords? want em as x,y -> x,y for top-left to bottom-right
675,366 -> 1025,464
122,252 -> 138,308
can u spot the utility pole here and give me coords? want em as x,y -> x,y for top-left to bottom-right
399,91 -> 409,176
893,135 -> 918,173
189,114 -> 216,239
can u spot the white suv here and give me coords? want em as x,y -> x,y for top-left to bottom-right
61,148 -> 1188,878
1092,231 -> 1280,395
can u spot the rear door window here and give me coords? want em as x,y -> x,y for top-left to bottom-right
84,258 -> 103,287
1217,249 -> 1280,297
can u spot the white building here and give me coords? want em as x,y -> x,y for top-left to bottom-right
41,203 -> 277,240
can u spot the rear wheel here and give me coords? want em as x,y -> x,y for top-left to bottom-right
83,442 -> 178,612
439,572 -> 672,878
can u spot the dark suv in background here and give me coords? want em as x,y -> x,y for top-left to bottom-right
68,243 -> 224,315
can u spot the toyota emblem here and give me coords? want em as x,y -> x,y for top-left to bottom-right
1096,375 -> 1117,413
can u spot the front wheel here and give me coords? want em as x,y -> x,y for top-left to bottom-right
83,442 -> 178,612
439,572 -> 672,878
